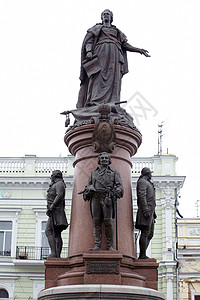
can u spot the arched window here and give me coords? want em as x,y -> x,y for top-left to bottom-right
0,288 -> 9,298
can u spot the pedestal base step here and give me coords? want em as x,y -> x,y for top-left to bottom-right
38,284 -> 165,300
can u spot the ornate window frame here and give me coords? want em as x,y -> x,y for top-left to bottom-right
0,208 -> 21,257
33,208 -> 48,248
0,282 -> 15,299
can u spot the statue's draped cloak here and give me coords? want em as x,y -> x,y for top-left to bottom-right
77,24 -> 129,108
135,176 -> 156,229
46,178 -> 68,230
68,104 -> 138,132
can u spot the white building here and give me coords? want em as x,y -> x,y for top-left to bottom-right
0,154 -> 185,299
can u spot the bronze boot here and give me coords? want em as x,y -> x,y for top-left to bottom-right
104,218 -> 115,251
90,219 -> 102,251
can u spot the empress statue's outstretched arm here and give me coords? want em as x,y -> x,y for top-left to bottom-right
122,42 -> 150,57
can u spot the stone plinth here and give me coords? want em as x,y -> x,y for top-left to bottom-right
44,253 -> 159,290
38,284 -> 165,300
42,124 -> 161,298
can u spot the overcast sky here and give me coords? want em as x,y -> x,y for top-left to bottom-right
0,0 -> 200,217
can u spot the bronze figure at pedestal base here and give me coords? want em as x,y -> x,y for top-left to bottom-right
79,152 -> 123,251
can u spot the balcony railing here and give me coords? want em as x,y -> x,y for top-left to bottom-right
0,160 -> 25,173
0,156 -> 155,175
131,157 -> 154,175
35,160 -> 68,174
16,246 -> 68,260
0,250 -> 11,256
0,157 -> 68,174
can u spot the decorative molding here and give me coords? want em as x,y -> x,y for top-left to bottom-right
159,261 -> 177,269
12,260 -> 44,268
161,198 -> 174,209
0,199 -> 72,206
1,190 -> 12,199
0,270 -> 44,276
166,273 -> 174,281
179,273 -> 200,279
188,228 -> 200,236
162,187 -> 174,199
132,176 -> 185,189
0,177 -> 74,189
33,281 -> 45,300
0,208 -> 21,214
30,275 -> 45,280
159,186 -> 175,209
0,281 -> 15,299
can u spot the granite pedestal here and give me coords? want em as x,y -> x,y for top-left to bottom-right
40,124 -> 163,299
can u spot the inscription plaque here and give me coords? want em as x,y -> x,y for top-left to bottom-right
87,262 -> 119,274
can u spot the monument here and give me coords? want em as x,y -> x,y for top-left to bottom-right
79,152 -> 124,252
135,167 -> 157,259
38,9 -> 165,300
45,170 -> 68,258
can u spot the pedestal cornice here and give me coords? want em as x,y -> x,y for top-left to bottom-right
64,124 -> 142,164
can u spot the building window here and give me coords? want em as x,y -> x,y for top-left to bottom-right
33,209 -> 51,259
41,221 -> 48,248
0,208 -> 20,257
0,221 -> 12,256
0,288 -> 9,298
195,296 -> 200,300
41,221 -> 50,258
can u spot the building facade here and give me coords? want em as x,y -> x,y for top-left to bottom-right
132,155 -> 185,300
0,155 -> 74,300
0,154 -> 185,299
177,218 -> 200,300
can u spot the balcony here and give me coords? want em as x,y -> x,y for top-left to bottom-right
131,157 -> 154,175
0,156 -> 154,176
16,246 -> 68,260
0,156 -> 69,175
0,250 -> 11,257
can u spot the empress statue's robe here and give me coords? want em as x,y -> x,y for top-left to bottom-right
77,24 -> 129,108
